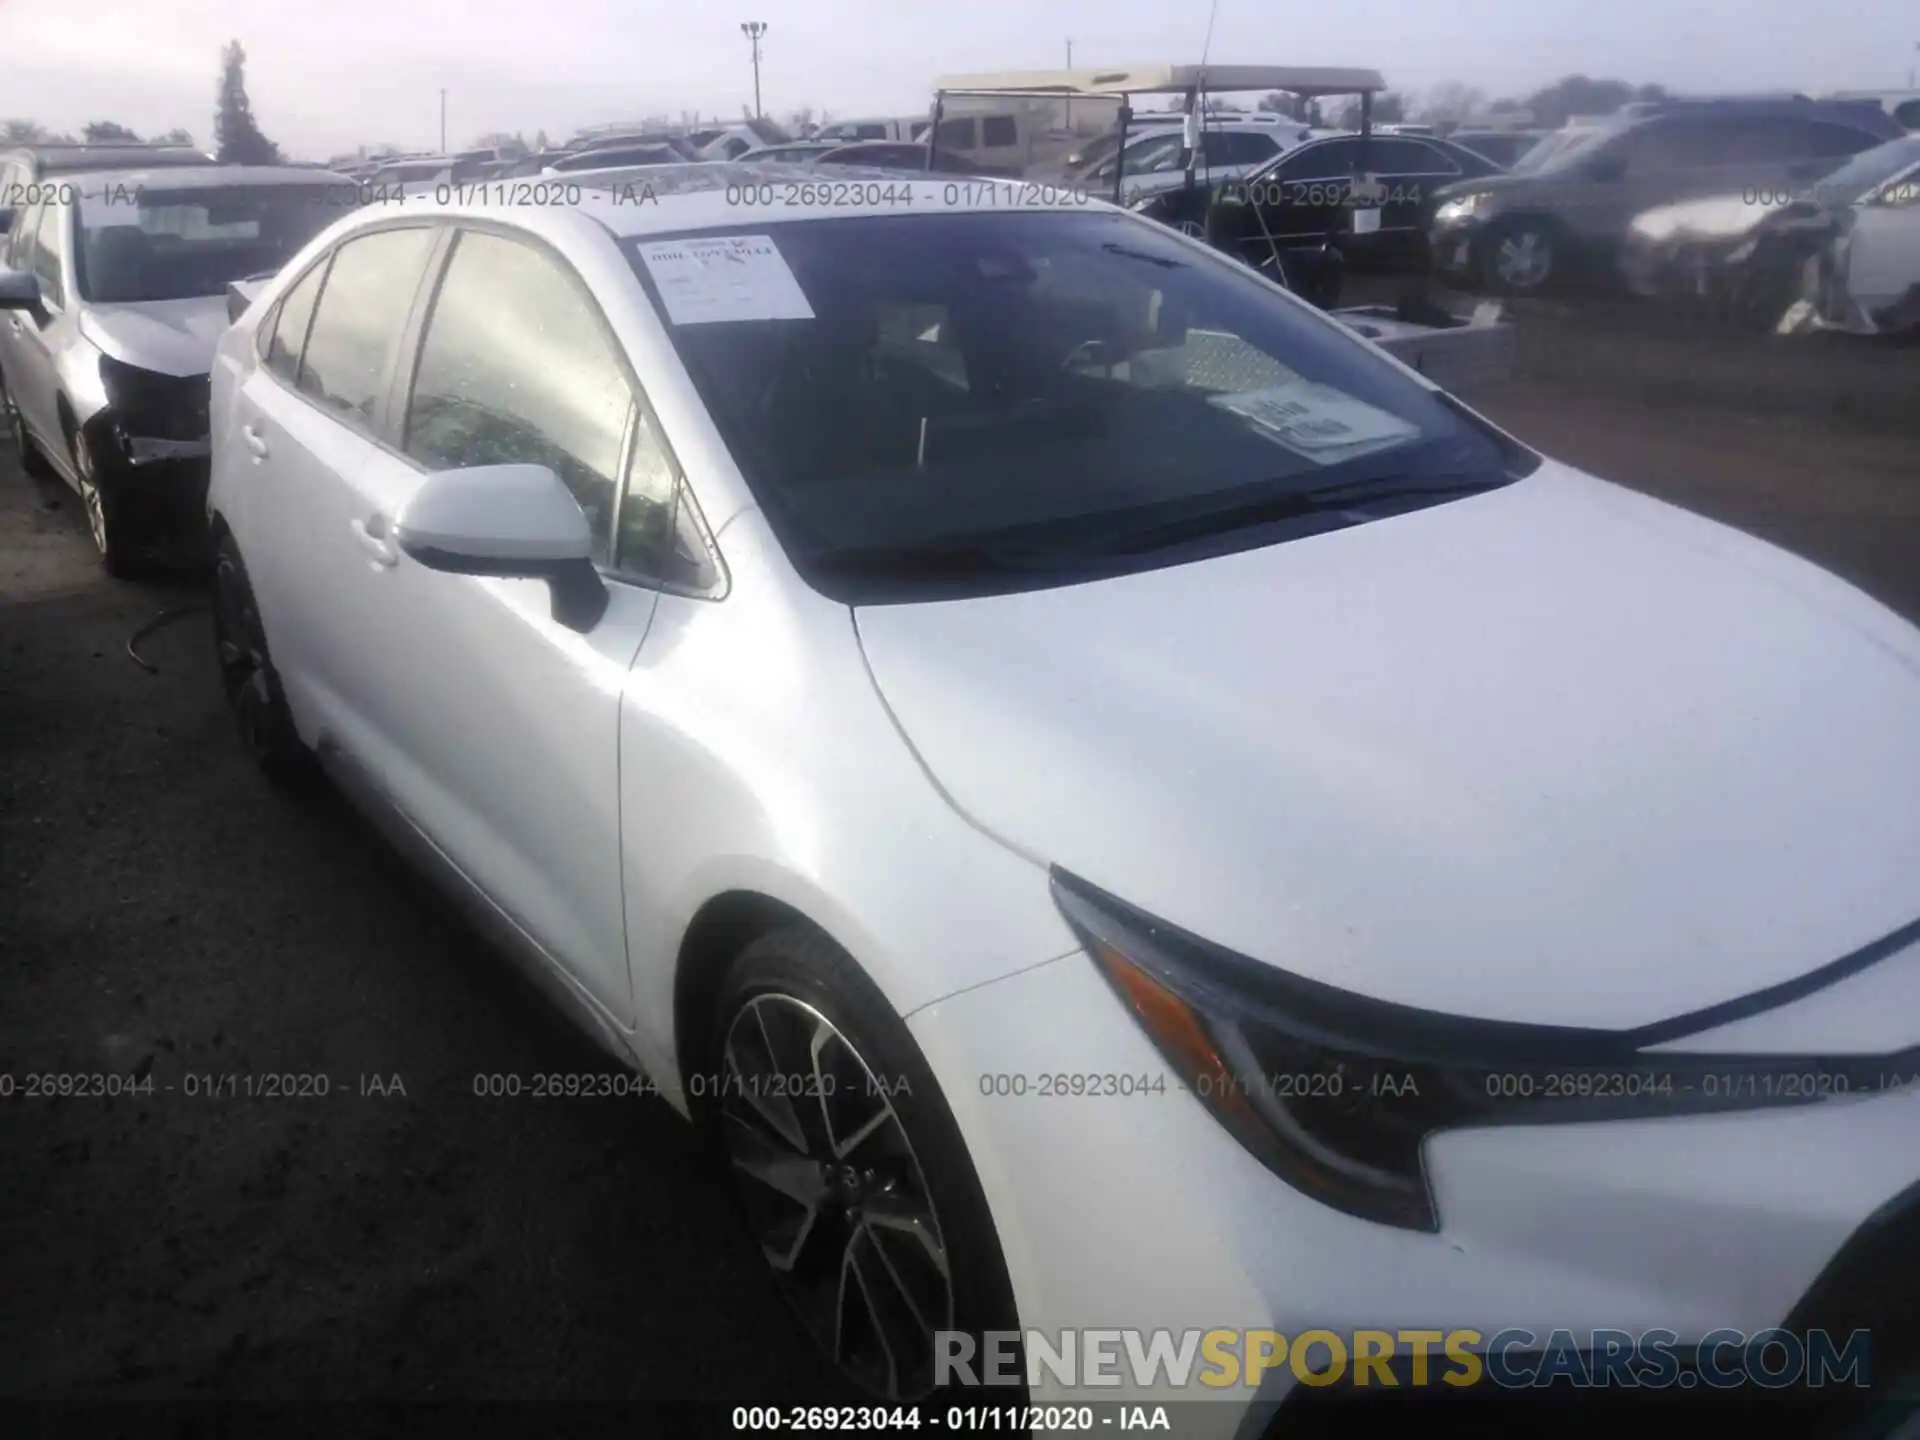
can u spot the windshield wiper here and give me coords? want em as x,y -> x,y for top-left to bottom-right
807,476 -> 1503,580
1100,242 -> 1186,270
1053,474 -> 1505,559
804,536 -> 1102,579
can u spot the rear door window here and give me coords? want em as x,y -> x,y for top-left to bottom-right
1706,117 -> 1817,165
1801,122 -> 1882,160
294,225 -> 437,428
1279,139 -> 1364,180
263,258 -> 329,383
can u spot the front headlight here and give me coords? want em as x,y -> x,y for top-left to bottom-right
1864,177 -> 1920,209
1052,869 -> 1920,1234
1433,192 -> 1489,223
98,353 -> 210,444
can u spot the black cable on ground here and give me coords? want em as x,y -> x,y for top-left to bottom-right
126,603 -> 208,674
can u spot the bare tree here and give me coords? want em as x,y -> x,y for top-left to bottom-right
1416,82 -> 1487,130
4,118 -> 72,143
1521,75 -> 1667,128
1330,91 -> 1407,128
471,131 -> 528,157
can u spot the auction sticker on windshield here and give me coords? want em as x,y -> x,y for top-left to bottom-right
636,234 -> 815,325
1208,380 -> 1419,464
79,189 -> 144,228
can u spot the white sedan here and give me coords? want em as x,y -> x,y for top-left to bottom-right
206,168 -> 1920,1428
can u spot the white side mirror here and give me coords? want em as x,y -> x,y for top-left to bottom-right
394,463 -> 607,630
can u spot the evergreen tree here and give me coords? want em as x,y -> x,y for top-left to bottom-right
215,40 -> 281,164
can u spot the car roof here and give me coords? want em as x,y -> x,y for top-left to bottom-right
936,64 -> 1386,99
65,165 -> 355,192
6,145 -> 213,175
1619,95 -> 1901,130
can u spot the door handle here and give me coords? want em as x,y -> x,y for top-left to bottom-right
241,423 -> 269,460
350,515 -> 398,568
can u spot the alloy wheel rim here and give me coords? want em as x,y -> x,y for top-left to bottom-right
213,559 -> 273,755
719,994 -> 952,1401
1496,231 -> 1550,288
73,435 -> 109,555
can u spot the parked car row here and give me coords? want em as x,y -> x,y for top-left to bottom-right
1051,93 -> 1918,337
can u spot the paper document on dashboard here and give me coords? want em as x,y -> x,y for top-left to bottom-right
635,235 -> 816,325
1207,380 -> 1420,464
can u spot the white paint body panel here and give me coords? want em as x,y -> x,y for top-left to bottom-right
911,950 -> 1920,1422
859,463 -> 1920,1030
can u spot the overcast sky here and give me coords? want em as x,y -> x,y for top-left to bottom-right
3,0 -> 1917,157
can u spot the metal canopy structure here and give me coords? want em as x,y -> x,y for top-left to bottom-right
926,63 -> 1388,197
932,64 -> 1386,100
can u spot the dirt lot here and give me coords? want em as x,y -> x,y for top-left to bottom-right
1,377 -> 1916,1428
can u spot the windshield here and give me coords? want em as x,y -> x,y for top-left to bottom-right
1808,135 -> 1920,203
1510,126 -> 1608,174
75,183 -> 358,304
624,211 -> 1527,601
1089,129 -> 1188,180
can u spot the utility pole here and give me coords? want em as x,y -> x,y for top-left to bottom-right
740,22 -> 768,119
439,89 -> 447,152
1064,39 -> 1073,130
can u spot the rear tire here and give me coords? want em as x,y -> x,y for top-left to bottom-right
211,531 -> 317,790
706,926 -> 1024,1406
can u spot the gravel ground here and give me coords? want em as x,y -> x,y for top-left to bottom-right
1,379 -> 1916,1433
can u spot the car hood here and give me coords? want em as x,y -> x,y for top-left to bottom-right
855,462 -> 1920,1032
78,296 -> 229,377
1628,192 -> 1847,251
1432,170 -> 1542,203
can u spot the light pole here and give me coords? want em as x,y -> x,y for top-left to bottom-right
740,22 -> 767,119
439,89 -> 447,153
1064,39 -> 1073,129
1910,41 -> 1917,88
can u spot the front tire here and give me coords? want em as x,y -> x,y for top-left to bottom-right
1480,217 -> 1559,295
708,926 -> 1023,1405
70,426 -> 142,576
211,532 -> 316,789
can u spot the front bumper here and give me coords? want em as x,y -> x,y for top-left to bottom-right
1429,215 -> 1488,282
909,948 -> 1920,1436
80,410 -> 212,551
